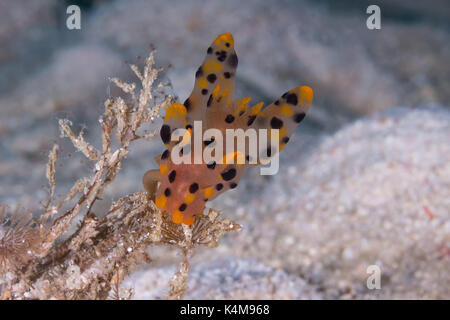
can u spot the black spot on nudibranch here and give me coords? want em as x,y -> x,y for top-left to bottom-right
189,183 -> 199,193
179,203 -> 187,211
183,98 -> 191,111
207,161 -> 216,169
186,124 -> 193,130
216,183 -> 223,191
207,73 -> 217,83
168,170 -> 176,183
225,114 -> 235,123
247,115 -> 256,126
221,168 -> 236,181
164,188 -> 171,197
294,112 -> 306,123
274,100 -> 280,106
229,182 -> 237,189
204,137 -> 215,146
160,124 -> 171,144
161,149 -> 169,160
201,89 -> 208,95
217,50 -> 227,62
207,94 -> 213,107
286,93 -> 298,105
282,136 -> 290,144
228,53 -> 238,68
207,47 -> 213,54
225,42 -> 230,48
195,66 -> 203,78
224,72 -> 231,79
270,117 -> 283,129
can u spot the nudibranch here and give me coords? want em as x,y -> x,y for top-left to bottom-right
143,33 -> 313,225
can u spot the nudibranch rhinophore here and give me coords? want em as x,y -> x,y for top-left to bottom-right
143,33 -> 313,225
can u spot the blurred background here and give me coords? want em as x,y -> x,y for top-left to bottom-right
0,0 -> 449,299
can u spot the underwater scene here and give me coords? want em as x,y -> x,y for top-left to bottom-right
0,0 -> 449,300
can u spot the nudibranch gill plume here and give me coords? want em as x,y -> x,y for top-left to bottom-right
143,33 -> 313,225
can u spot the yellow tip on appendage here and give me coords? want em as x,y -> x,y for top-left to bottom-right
214,33 -> 234,46
299,86 -> 313,105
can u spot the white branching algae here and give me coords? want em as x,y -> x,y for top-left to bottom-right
0,50 -> 241,300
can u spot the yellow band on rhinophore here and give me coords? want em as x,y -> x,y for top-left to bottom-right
203,59 -> 223,74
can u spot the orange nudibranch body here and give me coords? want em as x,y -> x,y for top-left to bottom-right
144,33 -> 313,225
